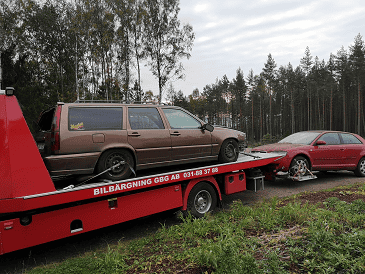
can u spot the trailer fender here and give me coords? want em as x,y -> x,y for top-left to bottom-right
182,176 -> 222,211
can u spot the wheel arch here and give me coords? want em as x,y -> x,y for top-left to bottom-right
291,153 -> 312,170
355,156 -> 365,177
220,137 -> 239,147
182,176 -> 222,211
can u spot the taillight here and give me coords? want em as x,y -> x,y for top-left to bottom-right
51,105 -> 62,152
51,131 -> 60,151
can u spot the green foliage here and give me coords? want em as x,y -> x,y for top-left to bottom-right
195,238 -> 262,274
26,183 -> 365,274
2,0 -> 365,137
29,248 -> 128,274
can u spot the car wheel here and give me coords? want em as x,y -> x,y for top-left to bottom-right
355,157 -> 365,177
97,149 -> 134,181
219,139 -> 239,163
186,182 -> 217,218
289,156 -> 310,177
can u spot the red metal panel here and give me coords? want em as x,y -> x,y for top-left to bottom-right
0,154 -> 281,214
0,95 -> 55,200
0,184 -> 182,255
0,95 -> 11,199
224,171 -> 246,195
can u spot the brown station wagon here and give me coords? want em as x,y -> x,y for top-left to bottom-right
36,102 -> 247,181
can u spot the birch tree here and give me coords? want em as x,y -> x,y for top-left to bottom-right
143,0 -> 194,102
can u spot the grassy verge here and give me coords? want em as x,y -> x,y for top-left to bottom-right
28,183 -> 365,274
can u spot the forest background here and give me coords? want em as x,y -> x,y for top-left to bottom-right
1,0 -> 365,143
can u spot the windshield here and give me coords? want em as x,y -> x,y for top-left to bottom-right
278,132 -> 321,145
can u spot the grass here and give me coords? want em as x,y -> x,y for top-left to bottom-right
27,183 -> 365,274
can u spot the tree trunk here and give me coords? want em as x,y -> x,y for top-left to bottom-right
0,51 -> 2,89
251,97 -> 254,141
343,83 -> 346,131
358,81 -> 361,134
291,89 -> 294,133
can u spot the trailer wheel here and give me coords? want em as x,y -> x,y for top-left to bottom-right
355,157 -> 365,177
187,182 -> 217,218
97,149 -> 134,181
289,156 -> 310,177
219,139 -> 239,163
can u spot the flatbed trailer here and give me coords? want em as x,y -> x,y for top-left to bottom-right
0,88 -> 282,255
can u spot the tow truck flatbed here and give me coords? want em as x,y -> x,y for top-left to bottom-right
0,88 -> 282,255
0,153 -> 281,215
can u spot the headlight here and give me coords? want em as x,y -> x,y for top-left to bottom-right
272,151 -> 287,160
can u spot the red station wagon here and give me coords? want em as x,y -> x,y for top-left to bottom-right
36,103 -> 247,180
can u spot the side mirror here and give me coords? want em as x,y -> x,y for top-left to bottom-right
201,123 -> 214,132
315,140 -> 326,146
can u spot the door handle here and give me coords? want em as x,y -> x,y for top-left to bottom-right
128,132 -> 141,136
170,131 -> 181,136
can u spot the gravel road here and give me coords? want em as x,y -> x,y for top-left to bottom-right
1,170 -> 365,274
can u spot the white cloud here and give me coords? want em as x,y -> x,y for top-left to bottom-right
193,3 -> 210,13
141,0 -> 365,98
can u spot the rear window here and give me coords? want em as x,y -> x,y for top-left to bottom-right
340,133 -> 362,144
68,107 -> 123,131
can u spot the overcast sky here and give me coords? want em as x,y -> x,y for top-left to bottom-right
140,0 -> 365,99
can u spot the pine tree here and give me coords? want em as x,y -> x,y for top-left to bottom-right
300,46 -> 313,130
349,34 -> 365,135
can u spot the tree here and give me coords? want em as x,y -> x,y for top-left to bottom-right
246,69 -> 255,140
173,90 -> 189,109
0,0 -> 19,89
231,67 -> 246,131
300,46 -> 313,130
349,33 -> 365,134
262,53 -> 277,138
143,0 -> 194,103
335,46 -> 350,131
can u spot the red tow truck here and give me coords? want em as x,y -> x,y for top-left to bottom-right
0,87 -> 282,255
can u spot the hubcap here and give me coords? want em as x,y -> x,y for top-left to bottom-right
194,190 -> 212,214
291,159 -> 308,176
225,143 -> 236,159
106,153 -> 125,176
360,160 -> 365,174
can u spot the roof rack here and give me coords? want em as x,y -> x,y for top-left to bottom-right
73,99 -> 160,105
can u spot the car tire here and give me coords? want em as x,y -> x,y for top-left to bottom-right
289,156 -> 310,177
218,139 -> 239,163
97,149 -> 134,181
355,157 -> 365,177
186,182 -> 217,218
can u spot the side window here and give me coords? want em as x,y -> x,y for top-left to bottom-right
162,108 -> 201,129
317,133 -> 341,145
340,133 -> 362,144
69,107 -> 123,131
128,107 -> 164,129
